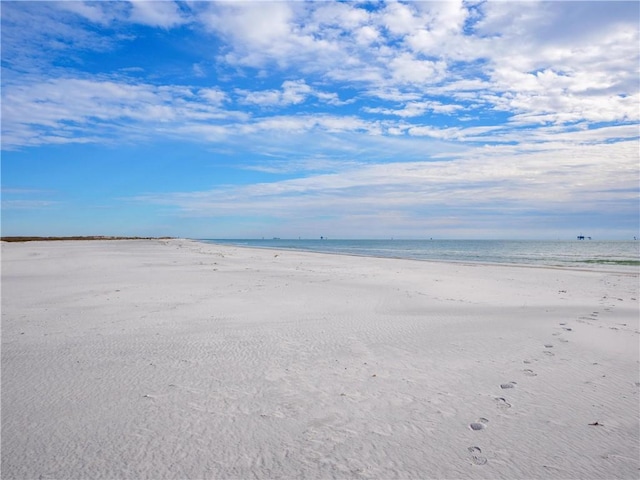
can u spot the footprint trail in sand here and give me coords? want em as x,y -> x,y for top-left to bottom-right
467,446 -> 488,465
469,418 -> 489,431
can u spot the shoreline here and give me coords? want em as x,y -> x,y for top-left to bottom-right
2,239 -> 639,479
198,239 -> 640,275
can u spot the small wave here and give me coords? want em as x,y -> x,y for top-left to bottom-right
581,259 -> 640,266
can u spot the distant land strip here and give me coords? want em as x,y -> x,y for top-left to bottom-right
1,236 -> 175,242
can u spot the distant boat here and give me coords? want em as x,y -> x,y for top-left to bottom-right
577,235 -> 592,240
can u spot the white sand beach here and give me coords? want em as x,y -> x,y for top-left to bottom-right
2,239 -> 639,480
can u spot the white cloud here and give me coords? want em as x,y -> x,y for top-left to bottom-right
237,80 -> 343,108
407,126 -> 461,139
381,1 -> 424,36
389,53 -> 447,85
238,80 -> 311,107
404,0 -> 470,55
57,2 -> 112,25
199,88 -> 227,106
128,1 -> 188,28
199,1 -> 309,70
354,25 -> 380,46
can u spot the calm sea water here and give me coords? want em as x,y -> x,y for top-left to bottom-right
203,239 -> 640,271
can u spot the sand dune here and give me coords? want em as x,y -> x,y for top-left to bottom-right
2,239 -> 638,479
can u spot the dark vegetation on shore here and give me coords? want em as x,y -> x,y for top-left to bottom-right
1,236 -> 175,242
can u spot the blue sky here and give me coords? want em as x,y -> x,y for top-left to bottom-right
1,1 -> 639,239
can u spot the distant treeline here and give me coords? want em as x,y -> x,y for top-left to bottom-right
1,236 -> 174,242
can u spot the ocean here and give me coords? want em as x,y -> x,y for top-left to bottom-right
202,239 -> 640,272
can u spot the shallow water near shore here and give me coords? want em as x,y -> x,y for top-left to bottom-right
205,239 -> 640,271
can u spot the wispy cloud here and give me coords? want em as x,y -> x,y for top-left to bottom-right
1,78 -> 244,148
1,199 -> 59,210
129,138 -> 638,236
1,187 -> 60,211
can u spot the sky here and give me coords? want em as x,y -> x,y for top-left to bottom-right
1,0 -> 639,240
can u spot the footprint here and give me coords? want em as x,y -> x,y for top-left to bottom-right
494,397 -> 511,409
469,418 -> 489,431
500,381 -> 517,389
468,446 -> 488,465
562,327 -> 573,332
543,351 -> 555,356
558,338 -> 569,343
544,344 -> 554,348
523,369 -> 537,377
